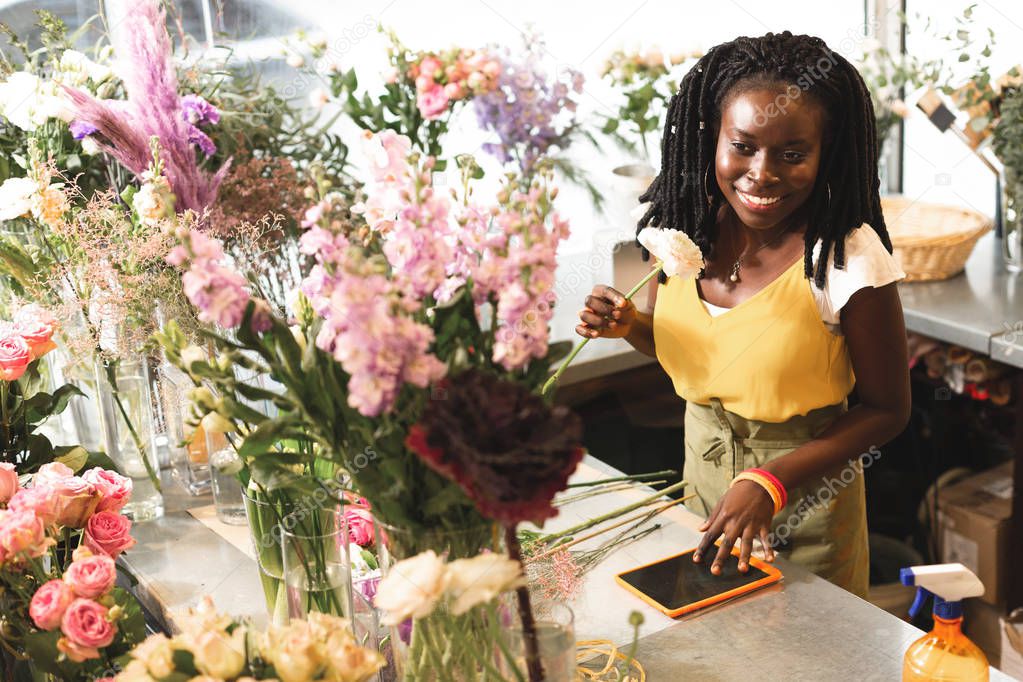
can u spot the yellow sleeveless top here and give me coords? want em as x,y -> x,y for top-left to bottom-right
653,256 -> 855,423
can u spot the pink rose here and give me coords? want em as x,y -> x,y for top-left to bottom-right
443,81 -> 465,100
57,636 -> 100,662
0,334 -> 30,381
8,486 -> 58,526
416,83 -> 450,120
61,598 -> 116,650
0,463 -> 18,506
344,506 -> 376,547
83,511 -> 136,558
0,508 -> 52,560
30,579 -> 75,630
13,304 -> 56,360
418,55 -> 442,78
49,476 -> 100,528
81,468 -> 132,513
64,553 -> 116,598
34,462 -> 74,487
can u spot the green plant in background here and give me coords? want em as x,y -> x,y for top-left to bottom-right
597,47 -> 700,160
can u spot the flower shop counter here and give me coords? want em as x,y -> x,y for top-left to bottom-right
552,231 -> 1023,386
120,458 -> 1015,680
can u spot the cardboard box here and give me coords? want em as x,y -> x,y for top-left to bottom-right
965,600 -> 1004,667
937,462 -> 1013,606
1000,611 -> 1023,680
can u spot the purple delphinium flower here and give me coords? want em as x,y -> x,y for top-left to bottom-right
69,120 -> 98,140
472,36 -> 582,175
188,126 -> 217,157
180,94 -> 220,127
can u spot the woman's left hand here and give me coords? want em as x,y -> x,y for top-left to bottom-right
693,480 -> 777,574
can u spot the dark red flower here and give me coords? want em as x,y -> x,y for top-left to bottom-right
405,369 -> 584,527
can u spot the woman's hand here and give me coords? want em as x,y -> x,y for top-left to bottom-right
576,285 -> 636,339
693,480 -> 777,574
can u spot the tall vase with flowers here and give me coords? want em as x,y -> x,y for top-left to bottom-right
156,129 -> 573,666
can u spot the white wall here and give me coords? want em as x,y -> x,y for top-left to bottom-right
900,0 -> 1023,222
259,0 -> 1023,250
266,1 -> 870,253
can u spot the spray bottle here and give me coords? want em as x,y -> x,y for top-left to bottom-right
901,563 -> 989,681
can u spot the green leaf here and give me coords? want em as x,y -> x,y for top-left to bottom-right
601,118 -> 619,134
54,445 -> 89,472
171,648 -> 199,675
238,417 -> 300,458
959,53 -> 971,62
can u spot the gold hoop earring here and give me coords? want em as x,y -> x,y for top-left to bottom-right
704,163 -> 717,207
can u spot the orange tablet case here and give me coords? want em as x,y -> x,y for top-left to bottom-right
614,546 -> 783,618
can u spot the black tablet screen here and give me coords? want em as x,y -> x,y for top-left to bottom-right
618,550 -> 771,611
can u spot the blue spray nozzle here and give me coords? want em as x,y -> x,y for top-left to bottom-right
908,587 -> 932,619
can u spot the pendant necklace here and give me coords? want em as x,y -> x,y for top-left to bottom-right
728,223 -> 792,283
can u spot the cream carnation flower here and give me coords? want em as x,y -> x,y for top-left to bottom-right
637,226 -> 705,278
447,553 -> 526,615
374,549 -> 450,625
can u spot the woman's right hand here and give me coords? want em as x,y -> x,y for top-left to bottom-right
576,285 -> 637,340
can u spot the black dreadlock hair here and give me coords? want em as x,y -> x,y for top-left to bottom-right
636,31 -> 892,288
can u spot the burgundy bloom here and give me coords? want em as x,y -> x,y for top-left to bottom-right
405,368 -> 584,527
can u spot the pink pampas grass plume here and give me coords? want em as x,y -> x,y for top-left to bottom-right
62,0 -> 228,214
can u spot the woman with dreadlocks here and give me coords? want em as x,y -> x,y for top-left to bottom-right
576,32 -> 910,597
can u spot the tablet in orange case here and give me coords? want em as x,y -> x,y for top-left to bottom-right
615,546 -> 782,618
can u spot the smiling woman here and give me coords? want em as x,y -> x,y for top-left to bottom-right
576,31 -> 911,599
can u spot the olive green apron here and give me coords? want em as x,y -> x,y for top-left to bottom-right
683,397 -> 870,598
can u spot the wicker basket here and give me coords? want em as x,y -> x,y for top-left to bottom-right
881,195 -> 991,282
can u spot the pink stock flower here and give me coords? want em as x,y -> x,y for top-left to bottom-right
81,468 -> 133,513
30,579 -> 75,630
0,463 -> 17,506
170,229 -> 261,331
363,129 -> 412,183
61,598 -> 116,650
64,552 -> 117,598
416,83 -> 450,120
83,511 -> 136,558
48,476 -> 100,528
0,334 -> 31,381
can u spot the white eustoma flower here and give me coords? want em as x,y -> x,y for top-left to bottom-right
0,176 -> 38,221
374,550 -> 450,625
446,553 -> 525,615
0,72 -> 72,131
637,226 -> 705,278
57,50 -> 113,86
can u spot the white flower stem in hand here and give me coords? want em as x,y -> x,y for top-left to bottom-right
541,227 -> 703,396
541,263 -> 662,395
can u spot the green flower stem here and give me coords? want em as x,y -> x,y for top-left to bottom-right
103,361 -> 161,493
565,469 -> 678,488
542,262 -> 664,395
539,478 -> 687,546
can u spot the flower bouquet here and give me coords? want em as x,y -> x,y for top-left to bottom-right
111,596 -> 383,682
0,462 -> 145,680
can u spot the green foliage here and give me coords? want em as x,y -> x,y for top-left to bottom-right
0,359 -> 86,474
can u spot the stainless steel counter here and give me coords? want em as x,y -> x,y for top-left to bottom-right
121,459 -> 1016,681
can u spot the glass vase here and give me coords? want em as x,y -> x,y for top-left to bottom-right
377,521 -> 511,682
281,506 -> 353,620
1002,169 -> 1023,272
93,356 -> 164,521
499,601 -> 577,682
243,486 -> 294,626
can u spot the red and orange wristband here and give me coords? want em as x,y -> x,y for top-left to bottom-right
730,468 -> 788,515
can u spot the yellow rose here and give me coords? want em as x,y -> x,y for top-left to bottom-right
191,628 -> 246,679
132,634 -> 175,678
